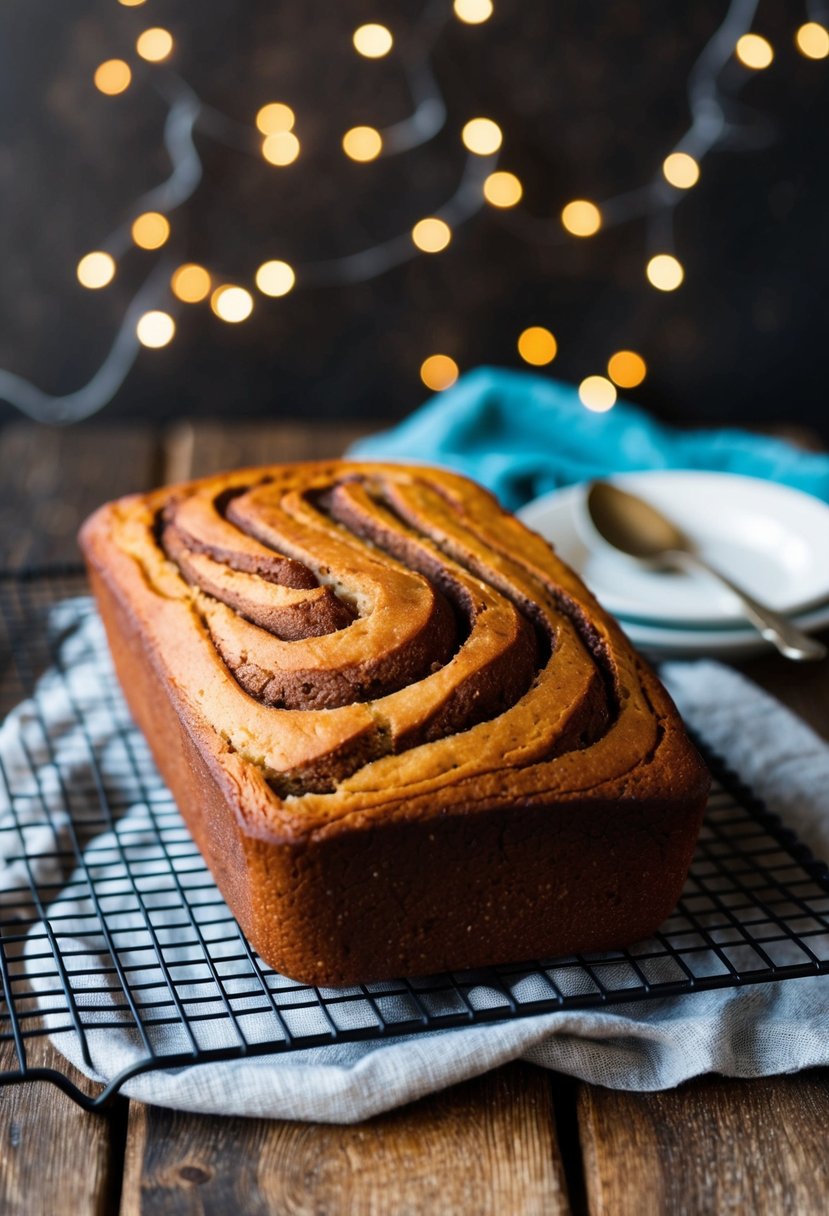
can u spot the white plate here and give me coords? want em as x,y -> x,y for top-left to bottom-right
518,471 -> 829,627
620,601 -> 829,659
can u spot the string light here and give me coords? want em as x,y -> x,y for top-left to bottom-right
461,117 -> 502,155
483,171 -> 522,207
136,27 -> 174,63
517,327 -> 557,366
255,103 -> 295,134
342,126 -> 383,162
579,376 -> 617,412
93,60 -> 132,96
353,24 -> 393,58
255,260 -> 295,297
796,22 -> 829,59
411,217 -> 452,252
210,285 -> 254,323
607,350 -> 647,388
171,264 -> 211,303
646,253 -> 684,291
76,252 -> 116,290
561,200 -> 602,237
453,0 -> 494,24
662,152 -> 700,189
136,310 -> 175,348
262,132 -> 300,165
735,33 -> 773,69
421,355 -> 459,391
131,212 -> 170,250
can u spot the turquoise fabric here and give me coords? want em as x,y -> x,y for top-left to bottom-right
350,367 -> 829,510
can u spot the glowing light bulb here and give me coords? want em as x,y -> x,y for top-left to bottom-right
136,27 -> 174,62
662,152 -> 700,189
453,0 -> 493,24
561,200 -> 602,237
76,252 -> 116,289
256,103 -> 295,134
353,23 -> 393,58
607,350 -> 647,389
796,22 -> 829,59
342,126 -> 383,162
411,217 -> 452,253
579,376 -> 617,412
94,59 -> 132,95
136,311 -> 175,348
461,117 -> 502,155
171,264 -> 211,303
420,355 -> 459,391
131,212 -> 170,250
735,32 -> 773,69
262,132 -> 300,165
646,253 -> 684,291
483,171 -> 522,208
517,327 -> 557,367
210,286 -> 254,323
255,260 -> 295,297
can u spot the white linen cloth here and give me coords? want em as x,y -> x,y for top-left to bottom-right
2,599 -> 829,1122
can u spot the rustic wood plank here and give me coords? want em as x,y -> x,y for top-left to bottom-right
0,423 -> 158,567
165,419 -> 375,481
0,1038 -> 124,1216
120,1061 -> 568,1216
579,1071 -> 829,1216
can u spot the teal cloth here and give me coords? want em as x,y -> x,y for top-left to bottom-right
350,367 -> 829,510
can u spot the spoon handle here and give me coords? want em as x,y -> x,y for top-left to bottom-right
669,550 -> 827,663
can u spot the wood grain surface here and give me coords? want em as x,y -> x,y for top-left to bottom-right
579,1072 -> 829,1216
120,1063 -> 569,1216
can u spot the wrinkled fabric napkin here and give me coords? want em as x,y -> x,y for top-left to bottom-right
350,368 -> 829,511
2,600 -> 828,1121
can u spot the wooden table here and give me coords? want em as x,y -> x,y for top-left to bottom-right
2,419 -> 829,1216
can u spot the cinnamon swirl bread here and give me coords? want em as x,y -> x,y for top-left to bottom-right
80,462 -> 709,984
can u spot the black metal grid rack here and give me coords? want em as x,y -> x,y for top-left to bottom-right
1,567 -> 829,1111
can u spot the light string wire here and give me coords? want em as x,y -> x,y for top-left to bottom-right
0,0 -> 823,422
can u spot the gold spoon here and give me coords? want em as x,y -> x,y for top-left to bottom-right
586,481 -> 827,662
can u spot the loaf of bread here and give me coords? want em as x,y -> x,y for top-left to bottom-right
80,461 -> 709,985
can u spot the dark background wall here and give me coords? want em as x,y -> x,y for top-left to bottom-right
1,0 -> 826,432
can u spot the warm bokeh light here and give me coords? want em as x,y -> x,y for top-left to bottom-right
411,217 -> 452,253
579,376 -> 617,412
94,59 -> 132,96
483,171 -> 522,208
210,285 -> 254,323
561,199 -> 602,237
461,117 -> 502,155
646,253 -> 684,291
353,23 -> 393,58
118,0 -> 147,6
607,350 -> 647,389
517,326 -> 557,367
256,103 -> 295,134
131,212 -> 170,250
255,260 -> 296,297
136,310 -> 175,348
421,355 -> 459,391
171,264 -> 211,303
262,132 -> 300,165
735,32 -> 773,69
453,0 -> 493,23
796,22 -> 829,59
662,152 -> 700,189
136,27 -> 174,62
76,252 -> 116,290
342,126 -> 383,162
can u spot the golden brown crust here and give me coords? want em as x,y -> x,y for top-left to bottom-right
79,461 -> 710,984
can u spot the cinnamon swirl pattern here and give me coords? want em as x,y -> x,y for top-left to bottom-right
81,462 -> 709,984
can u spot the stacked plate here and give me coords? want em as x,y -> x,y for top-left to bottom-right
518,471 -> 829,659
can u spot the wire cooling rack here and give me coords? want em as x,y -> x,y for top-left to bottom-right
1,567 -> 829,1111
